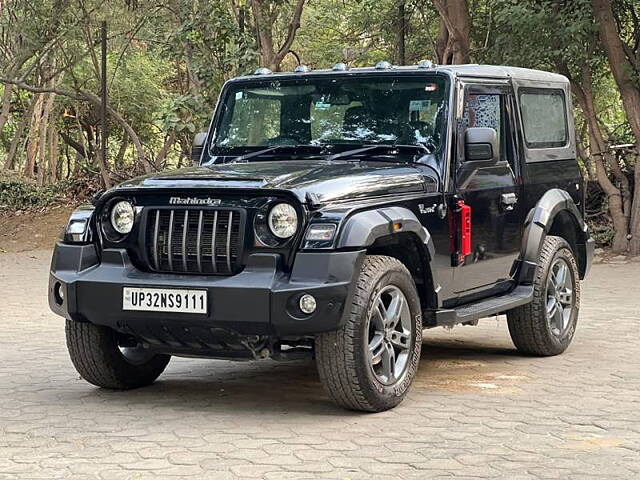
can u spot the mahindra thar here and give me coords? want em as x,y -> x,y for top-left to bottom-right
49,62 -> 594,412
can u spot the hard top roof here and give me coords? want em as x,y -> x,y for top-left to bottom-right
232,63 -> 568,84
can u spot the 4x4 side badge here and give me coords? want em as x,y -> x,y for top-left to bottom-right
418,203 -> 437,214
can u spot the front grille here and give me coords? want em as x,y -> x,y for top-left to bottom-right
145,208 -> 243,275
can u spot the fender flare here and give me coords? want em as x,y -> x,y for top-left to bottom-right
517,189 -> 590,283
337,206 -> 434,254
336,206 -> 439,301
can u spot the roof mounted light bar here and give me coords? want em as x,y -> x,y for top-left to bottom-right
332,63 -> 348,71
293,64 -> 311,73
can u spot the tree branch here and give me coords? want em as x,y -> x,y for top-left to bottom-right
275,0 -> 306,61
0,76 -> 149,169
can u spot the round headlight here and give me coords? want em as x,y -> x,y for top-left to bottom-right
110,200 -> 135,235
268,203 -> 298,239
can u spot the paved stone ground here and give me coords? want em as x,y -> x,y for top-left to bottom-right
1,250 -> 639,479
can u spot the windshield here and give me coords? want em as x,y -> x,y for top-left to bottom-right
211,75 -> 449,156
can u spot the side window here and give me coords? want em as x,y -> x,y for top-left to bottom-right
462,94 -> 503,158
458,89 -> 516,189
519,88 -> 567,149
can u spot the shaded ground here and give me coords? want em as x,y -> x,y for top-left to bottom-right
0,250 -> 639,479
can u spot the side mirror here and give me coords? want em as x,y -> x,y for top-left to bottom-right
464,127 -> 498,164
191,132 -> 207,165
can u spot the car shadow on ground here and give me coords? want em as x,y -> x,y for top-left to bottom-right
64,336 -> 528,415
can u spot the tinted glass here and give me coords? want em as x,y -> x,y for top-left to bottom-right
462,93 -> 503,158
519,89 -> 567,148
212,76 -> 448,153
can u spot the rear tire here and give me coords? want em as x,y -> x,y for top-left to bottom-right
315,255 -> 422,412
66,320 -> 170,389
507,235 -> 580,356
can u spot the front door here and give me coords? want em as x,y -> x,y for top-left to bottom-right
454,83 -> 524,300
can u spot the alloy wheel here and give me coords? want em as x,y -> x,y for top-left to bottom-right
367,285 -> 413,385
545,257 -> 575,338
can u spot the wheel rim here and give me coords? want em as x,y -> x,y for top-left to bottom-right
367,285 -> 413,386
545,257 -> 575,339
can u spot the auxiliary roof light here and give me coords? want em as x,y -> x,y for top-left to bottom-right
254,67 -> 273,75
375,60 -> 393,70
418,60 -> 436,69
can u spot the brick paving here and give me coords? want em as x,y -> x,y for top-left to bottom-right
0,250 -> 639,479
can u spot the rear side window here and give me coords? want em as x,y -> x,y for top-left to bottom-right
519,88 -> 567,148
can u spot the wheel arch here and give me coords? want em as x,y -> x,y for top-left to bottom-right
336,206 -> 439,312
517,189 -> 590,283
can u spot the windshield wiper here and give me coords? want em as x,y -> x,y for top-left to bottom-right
325,144 -> 430,162
226,145 -> 326,163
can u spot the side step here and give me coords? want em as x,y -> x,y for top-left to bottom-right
434,285 -> 533,327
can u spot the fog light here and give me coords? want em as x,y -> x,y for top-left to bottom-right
299,294 -> 317,314
54,282 -> 64,306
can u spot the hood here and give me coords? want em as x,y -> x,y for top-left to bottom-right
116,160 -> 434,204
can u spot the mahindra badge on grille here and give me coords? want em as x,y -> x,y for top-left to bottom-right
168,197 -> 222,206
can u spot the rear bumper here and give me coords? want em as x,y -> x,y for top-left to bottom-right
49,243 -> 364,339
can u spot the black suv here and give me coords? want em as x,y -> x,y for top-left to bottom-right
49,62 -> 594,412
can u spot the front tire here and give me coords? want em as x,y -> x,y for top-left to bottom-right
66,320 -> 170,389
315,255 -> 422,412
507,235 -> 580,356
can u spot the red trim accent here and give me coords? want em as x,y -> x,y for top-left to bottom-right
457,200 -> 472,261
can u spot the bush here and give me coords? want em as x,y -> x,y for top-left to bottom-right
588,221 -> 615,248
0,176 -> 101,213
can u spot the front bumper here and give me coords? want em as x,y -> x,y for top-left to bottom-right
49,243 -> 364,340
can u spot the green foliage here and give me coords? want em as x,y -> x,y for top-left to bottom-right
588,219 -> 616,248
0,180 -> 68,211
0,174 -> 101,212
156,94 -> 201,134
0,0 -> 638,250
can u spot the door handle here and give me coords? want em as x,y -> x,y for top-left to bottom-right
501,193 -> 518,210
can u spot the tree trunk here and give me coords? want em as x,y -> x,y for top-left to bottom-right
0,83 -> 13,134
155,132 -> 176,169
250,0 -> 306,71
572,77 -> 629,252
432,0 -> 470,65
593,0 -> 640,255
48,126 -> 59,183
3,96 -> 35,171
435,16 -> 449,64
37,91 -> 56,185
395,0 -> 407,65
0,77 -> 150,177
95,129 -> 112,189
114,134 -> 128,170
575,127 -> 596,180
24,93 -> 45,178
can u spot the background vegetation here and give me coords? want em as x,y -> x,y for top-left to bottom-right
1,0 -> 639,253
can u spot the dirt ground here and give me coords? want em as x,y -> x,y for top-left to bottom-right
0,205 -> 74,252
